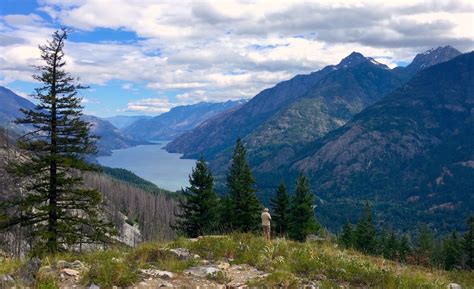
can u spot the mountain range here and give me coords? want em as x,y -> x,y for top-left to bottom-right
166,46 -> 471,233
0,86 -> 140,156
105,115 -> 152,130
282,52 -> 473,233
123,100 -> 246,141
166,46 -> 462,175
0,87 -> 247,156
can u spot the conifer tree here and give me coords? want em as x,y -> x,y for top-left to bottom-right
225,138 -> 261,232
340,222 -> 354,248
398,235 -> 411,262
385,231 -> 399,260
415,224 -> 434,265
442,231 -> 462,270
462,216 -> 474,270
270,181 -> 290,236
0,29 -> 114,254
288,173 -> 319,241
175,156 -> 220,237
353,202 -> 377,254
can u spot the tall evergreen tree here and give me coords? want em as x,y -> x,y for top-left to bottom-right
462,216 -> 474,270
0,29 -> 114,254
385,231 -> 399,260
225,138 -> 261,232
442,231 -> 462,270
398,235 -> 412,263
288,173 -> 319,241
353,202 -> 377,254
340,222 -> 354,248
175,156 -> 220,237
415,224 -> 434,265
270,181 -> 290,236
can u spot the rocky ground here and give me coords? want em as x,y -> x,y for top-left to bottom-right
0,235 -> 469,288
0,248 -> 285,288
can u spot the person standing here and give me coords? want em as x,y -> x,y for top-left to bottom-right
261,208 -> 272,240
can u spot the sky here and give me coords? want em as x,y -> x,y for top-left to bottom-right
0,0 -> 473,117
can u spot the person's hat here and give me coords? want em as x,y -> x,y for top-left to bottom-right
263,208 -> 269,212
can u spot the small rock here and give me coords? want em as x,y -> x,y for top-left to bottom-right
71,260 -> 86,270
447,284 -> 462,289
306,234 -> 325,242
89,283 -> 100,289
61,268 -> 80,277
315,274 -> 327,281
141,269 -> 174,279
169,248 -> 191,259
0,274 -> 15,287
216,261 -> 230,270
184,265 -> 222,278
158,280 -> 174,287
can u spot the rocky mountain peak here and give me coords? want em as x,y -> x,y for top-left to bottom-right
336,52 -> 389,69
406,45 -> 461,73
337,52 -> 367,68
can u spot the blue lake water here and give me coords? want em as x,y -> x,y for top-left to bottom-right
97,141 -> 196,191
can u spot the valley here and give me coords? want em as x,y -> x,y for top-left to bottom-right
97,142 -> 196,192
0,3 -> 473,287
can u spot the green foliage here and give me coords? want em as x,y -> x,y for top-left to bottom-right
0,29 -> 115,255
288,173 -> 320,241
99,165 -> 171,195
270,181 -> 290,236
339,222 -> 354,248
224,138 -> 262,232
442,232 -> 462,270
398,235 -> 411,262
415,224 -> 435,265
353,202 -> 377,254
81,250 -> 139,288
175,156 -> 220,237
133,242 -> 198,272
462,215 -> 474,269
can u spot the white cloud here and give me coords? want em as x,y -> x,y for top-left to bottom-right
0,0 -> 473,110
127,98 -> 185,113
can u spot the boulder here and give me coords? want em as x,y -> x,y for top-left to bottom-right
0,274 -> 15,287
168,248 -> 200,260
56,260 -> 86,270
306,234 -> 325,242
141,269 -> 174,279
15,258 -> 41,285
184,265 -> 222,278
61,268 -> 80,277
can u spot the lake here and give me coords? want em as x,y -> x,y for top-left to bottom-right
97,141 -> 196,191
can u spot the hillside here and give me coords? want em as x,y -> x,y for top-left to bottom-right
0,86 -> 36,133
124,100 -> 246,141
104,115 -> 152,130
0,87 -> 142,157
0,127 -> 178,254
81,115 -> 143,156
0,234 -> 471,288
270,52 -> 474,233
166,47 -> 461,176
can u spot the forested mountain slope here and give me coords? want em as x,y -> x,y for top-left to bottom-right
124,100 -> 246,141
167,47 -> 461,176
272,52 -> 474,233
